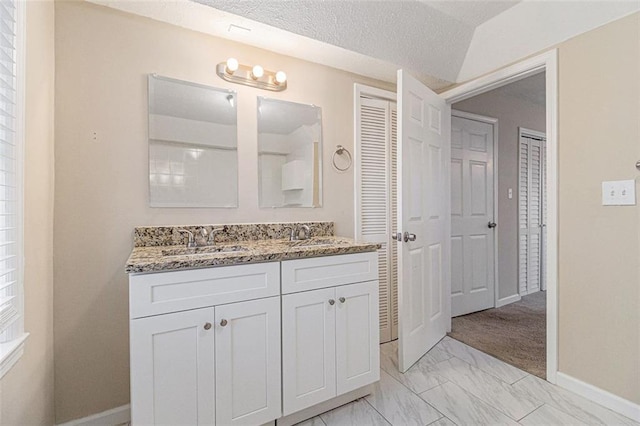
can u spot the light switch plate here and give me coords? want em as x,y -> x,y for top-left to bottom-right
602,180 -> 636,206
617,179 -> 636,205
508,188 -> 513,199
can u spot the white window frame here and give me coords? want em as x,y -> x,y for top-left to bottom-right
0,0 -> 28,379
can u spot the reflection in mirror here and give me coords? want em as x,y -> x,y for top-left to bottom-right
257,97 -> 322,208
148,75 -> 238,207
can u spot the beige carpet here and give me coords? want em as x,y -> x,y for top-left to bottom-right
448,291 -> 546,379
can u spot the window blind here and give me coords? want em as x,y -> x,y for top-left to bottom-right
0,0 -> 20,344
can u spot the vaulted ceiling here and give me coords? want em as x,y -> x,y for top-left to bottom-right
90,0 -> 640,89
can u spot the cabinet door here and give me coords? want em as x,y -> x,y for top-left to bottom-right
282,287 -> 336,416
336,281 -> 380,395
130,307 -> 215,425
215,297 -> 281,425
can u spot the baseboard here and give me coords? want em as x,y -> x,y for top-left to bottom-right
496,294 -> 521,308
56,404 -> 130,426
556,372 -> 640,422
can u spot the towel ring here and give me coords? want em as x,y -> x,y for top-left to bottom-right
332,145 -> 352,172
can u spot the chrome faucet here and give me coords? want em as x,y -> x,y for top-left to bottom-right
283,226 -> 296,241
207,227 -> 225,246
178,229 -> 197,248
297,224 -> 311,240
285,224 -> 312,241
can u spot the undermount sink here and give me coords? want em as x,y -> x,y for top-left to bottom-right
285,238 -> 340,248
162,245 -> 248,256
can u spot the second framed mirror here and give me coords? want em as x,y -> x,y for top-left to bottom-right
257,97 -> 323,208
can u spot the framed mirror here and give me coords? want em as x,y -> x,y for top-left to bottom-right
257,97 -> 323,208
148,74 -> 238,207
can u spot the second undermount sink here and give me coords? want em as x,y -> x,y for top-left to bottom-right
285,238 -> 343,248
162,245 -> 248,257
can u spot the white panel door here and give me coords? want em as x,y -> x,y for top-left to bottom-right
130,308 -> 215,425
451,115 -> 495,316
335,281 -> 380,394
397,70 -> 450,372
215,296 -> 281,425
282,287 -> 336,415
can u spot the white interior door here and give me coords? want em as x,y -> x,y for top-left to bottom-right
451,114 -> 495,317
397,70 -> 450,372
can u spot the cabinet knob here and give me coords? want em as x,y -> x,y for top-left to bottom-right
339,297 -> 346,303
328,299 -> 335,305
220,319 -> 228,327
204,322 -> 212,330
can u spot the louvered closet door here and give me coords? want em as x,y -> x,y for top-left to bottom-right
356,97 -> 398,343
519,133 -> 546,295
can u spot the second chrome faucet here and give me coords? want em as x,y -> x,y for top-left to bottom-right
284,224 -> 312,241
178,227 -> 225,248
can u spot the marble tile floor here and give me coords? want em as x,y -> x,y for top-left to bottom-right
298,337 -> 639,426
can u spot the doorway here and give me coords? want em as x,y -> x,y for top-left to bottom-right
447,72 -> 549,378
354,50 -> 558,382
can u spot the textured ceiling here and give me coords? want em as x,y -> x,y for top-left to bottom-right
90,0 -> 640,88
424,0 -> 521,26
193,0 -> 476,83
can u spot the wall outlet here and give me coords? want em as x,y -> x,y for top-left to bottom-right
602,180 -> 636,206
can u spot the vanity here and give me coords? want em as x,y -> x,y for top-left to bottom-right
126,222 -> 380,425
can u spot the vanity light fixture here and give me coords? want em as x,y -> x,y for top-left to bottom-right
216,59 -> 287,92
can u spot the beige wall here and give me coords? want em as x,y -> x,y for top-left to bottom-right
453,84 -> 546,301
0,1 -> 56,425
557,12 -> 639,404
53,1 -> 393,422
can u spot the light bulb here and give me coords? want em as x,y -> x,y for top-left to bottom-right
251,65 -> 264,79
275,71 -> 287,85
225,57 -> 239,74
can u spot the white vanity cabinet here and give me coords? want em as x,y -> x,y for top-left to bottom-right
281,253 -> 380,416
129,263 -> 281,426
129,251 -> 379,426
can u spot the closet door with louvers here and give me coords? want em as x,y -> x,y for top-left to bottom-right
355,97 -> 398,343
519,130 -> 546,295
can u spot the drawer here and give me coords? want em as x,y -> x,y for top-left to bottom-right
130,262 -> 280,319
281,252 -> 378,294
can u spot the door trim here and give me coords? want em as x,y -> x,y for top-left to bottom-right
451,110 -> 501,311
441,49 -> 559,384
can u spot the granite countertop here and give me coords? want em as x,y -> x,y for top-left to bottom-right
126,236 -> 381,274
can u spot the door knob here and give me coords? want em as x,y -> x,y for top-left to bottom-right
488,222 -> 497,229
328,299 -> 335,305
403,232 -> 417,242
391,232 -> 402,241
220,319 -> 228,327
204,322 -> 212,330
339,297 -> 346,303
